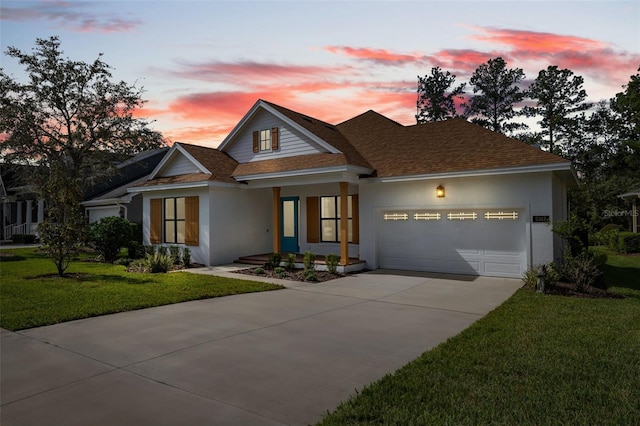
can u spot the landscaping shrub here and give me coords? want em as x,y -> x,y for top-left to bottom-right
274,266 -> 286,274
561,251 -> 602,292
268,252 -> 282,269
521,263 -> 560,291
114,258 -> 133,267
254,267 -> 265,275
144,245 -> 156,256
325,253 -> 340,274
304,270 -> 318,281
11,234 -> 36,244
617,232 -> 640,254
157,245 -> 168,257
182,247 -> 191,267
303,251 -> 316,272
285,253 -> 296,270
169,245 -> 181,265
145,252 -> 173,273
127,241 -> 143,259
87,216 -> 133,263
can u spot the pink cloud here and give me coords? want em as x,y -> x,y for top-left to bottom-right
0,1 -> 140,33
324,46 -> 422,64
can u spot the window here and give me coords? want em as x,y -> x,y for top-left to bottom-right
320,196 -> 353,242
252,127 -> 279,153
164,197 -> 185,243
259,129 -> 271,151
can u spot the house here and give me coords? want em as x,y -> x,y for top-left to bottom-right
1,165 -> 45,241
82,147 -> 169,224
129,100 -> 577,278
618,188 -> 640,233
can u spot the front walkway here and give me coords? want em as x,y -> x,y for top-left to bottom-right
1,270 -> 521,425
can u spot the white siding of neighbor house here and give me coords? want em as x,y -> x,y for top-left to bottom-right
159,153 -> 202,177
552,172 -> 569,261
225,109 -> 327,163
358,172 -> 559,273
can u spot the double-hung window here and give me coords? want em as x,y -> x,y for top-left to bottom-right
164,197 -> 185,244
320,196 -> 353,243
259,129 -> 271,151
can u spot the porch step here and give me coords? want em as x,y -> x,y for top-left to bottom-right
236,255 -> 270,266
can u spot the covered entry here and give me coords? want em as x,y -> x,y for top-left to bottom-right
378,209 -> 527,278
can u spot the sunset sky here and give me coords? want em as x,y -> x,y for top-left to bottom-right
1,0 -> 639,147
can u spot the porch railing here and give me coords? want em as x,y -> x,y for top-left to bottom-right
3,223 -> 38,240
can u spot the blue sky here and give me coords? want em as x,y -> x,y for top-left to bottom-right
2,1 -> 639,146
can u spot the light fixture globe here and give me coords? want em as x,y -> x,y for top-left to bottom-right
436,185 -> 445,198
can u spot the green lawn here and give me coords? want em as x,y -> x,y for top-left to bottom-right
319,249 -> 640,425
0,248 -> 282,331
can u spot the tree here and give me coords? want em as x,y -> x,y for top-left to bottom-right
611,66 -> 640,141
416,67 -> 465,123
0,36 -> 164,275
525,65 -> 591,154
464,57 -> 527,134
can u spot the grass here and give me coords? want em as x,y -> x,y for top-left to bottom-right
0,248 -> 282,331
319,248 -> 640,425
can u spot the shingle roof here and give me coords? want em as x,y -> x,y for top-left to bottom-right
136,101 -> 571,188
336,115 -> 568,177
135,142 -> 238,187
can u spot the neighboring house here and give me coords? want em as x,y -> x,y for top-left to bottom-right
0,165 -> 45,241
129,100 -> 577,278
618,188 -> 640,233
82,147 -> 169,224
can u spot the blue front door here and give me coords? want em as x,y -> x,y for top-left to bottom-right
280,197 -> 299,253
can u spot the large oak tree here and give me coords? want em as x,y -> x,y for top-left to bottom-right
0,36 -> 164,275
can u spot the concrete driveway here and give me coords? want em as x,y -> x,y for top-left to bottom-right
1,270 -> 520,425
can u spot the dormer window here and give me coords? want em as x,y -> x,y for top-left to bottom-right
259,129 -> 271,151
253,127 -> 279,153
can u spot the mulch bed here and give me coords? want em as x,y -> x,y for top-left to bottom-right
233,268 -> 344,283
544,282 -> 625,299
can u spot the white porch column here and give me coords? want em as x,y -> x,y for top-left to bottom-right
339,182 -> 349,266
37,199 -> 45,223
26,200 -> 33,225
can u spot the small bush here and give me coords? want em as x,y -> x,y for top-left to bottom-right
11,233 -> 37,244
145,252 -> 173,273
157,246 -> 168,257
169,246 -> 181,265
127,241 -> 143,259
114,258 -> 133,267
144,245 -> 156,256
561,251 -> 602,292
303,251 -> 315,272
325,253 -> 340,274
268,252 -> 282,269
618,232 -> 640,254
522,263 -> 561,291
182,247 -> 191,266
254,267 -> 265,275
285,253 -> 296,270
87,217 -> 133,263
274,266 -> 286,274
304,270 -> 317,282
279,271 -> 288,279
127,258 -> 148,273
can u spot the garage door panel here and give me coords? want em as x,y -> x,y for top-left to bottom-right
379,209 -> 526,278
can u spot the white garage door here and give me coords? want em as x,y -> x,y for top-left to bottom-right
379,209 -> 526,278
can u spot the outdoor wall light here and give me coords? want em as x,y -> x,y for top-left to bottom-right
436,185 -> 445,198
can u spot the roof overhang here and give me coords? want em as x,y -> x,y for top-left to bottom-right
360,162 -> 577,184
234,164 -> 372,183
81,195 -> 133,207
128,180 -> 245,193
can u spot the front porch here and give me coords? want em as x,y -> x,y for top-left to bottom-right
236,253 -> 367,274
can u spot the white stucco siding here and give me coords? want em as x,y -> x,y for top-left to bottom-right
225,110 -> 325,163
87,206 -> 121,223
209,187 -> 272,265
141,188 -> 210,266
359,172 -> 557,276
